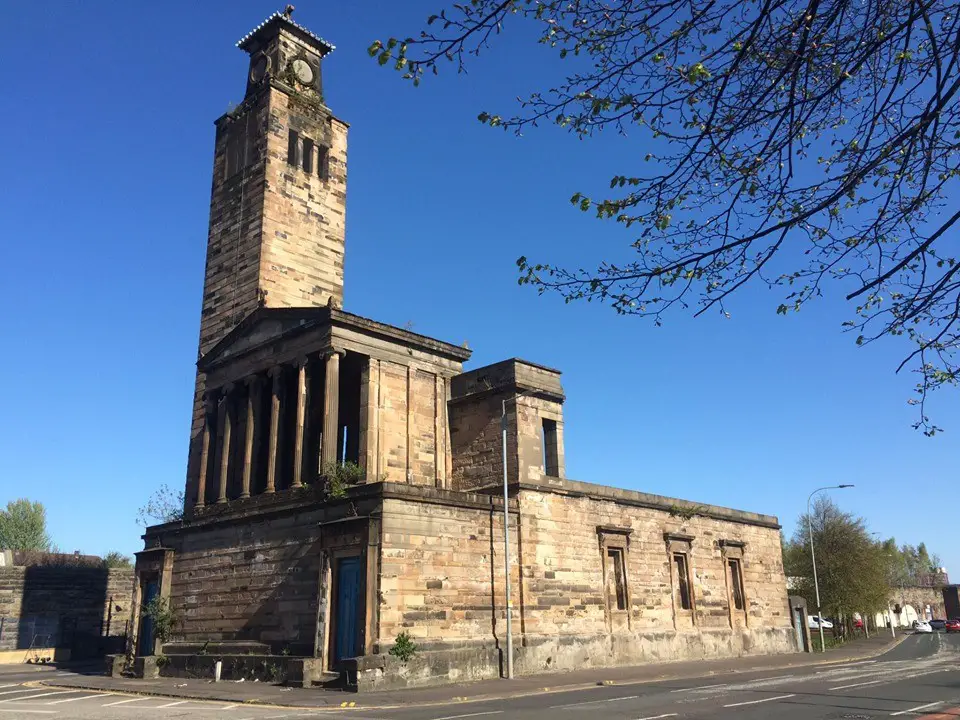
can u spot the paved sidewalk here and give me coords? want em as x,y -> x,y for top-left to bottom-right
38,634 -> 904,710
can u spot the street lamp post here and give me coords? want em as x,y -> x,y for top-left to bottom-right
807,484 -> 854,653
500,389 -> 536,680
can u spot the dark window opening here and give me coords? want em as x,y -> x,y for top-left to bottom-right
607,548 -> 627,611
674,553 -> 692,610
729,558 -> 745,611
318,145 -> 329,179
542,418 -> 559,476
302,138 -> 314,174
338,352 -> 363,466
287,129 -> 299,166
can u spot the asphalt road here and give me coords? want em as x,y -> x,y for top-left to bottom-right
0,632 -> 957,719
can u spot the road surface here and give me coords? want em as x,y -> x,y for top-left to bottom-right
0,632 -> 956,719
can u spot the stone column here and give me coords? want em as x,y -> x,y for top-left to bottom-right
321,350 -> 343,468
217,385 -> 234,504
265,367 -> 283,494
241,376 -> 261,499
292,358 -> 310,489
195,394 -> 216,508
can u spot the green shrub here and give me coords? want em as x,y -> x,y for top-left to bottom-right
144,596 -> 178,644
388,631 -> 418,663
322,461 -> 365,499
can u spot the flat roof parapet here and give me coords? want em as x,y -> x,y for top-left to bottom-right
452,358 -> 564,404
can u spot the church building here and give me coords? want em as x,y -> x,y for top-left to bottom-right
132,10 -> 799,691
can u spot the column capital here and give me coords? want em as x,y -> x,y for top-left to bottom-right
222,382 -> 236,396
268,365 -> 285,379
245,374 -> 263,390
323,347 -> 347,360
295,355 -> 311,369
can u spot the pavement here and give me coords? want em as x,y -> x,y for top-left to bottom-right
1,630 -> 954,719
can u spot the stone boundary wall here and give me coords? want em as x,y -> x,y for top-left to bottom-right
0,566 -> 133,659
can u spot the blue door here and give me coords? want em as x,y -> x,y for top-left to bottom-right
334,556 -> 362,662
139,581 -> 159,656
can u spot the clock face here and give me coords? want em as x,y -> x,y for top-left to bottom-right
292,58 -> 314,85
250,54 -> 268,83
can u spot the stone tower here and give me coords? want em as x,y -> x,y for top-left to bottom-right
184,11 -> 349,506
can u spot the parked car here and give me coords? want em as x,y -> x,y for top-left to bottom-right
808,615 -> 834,629
930,619 -> 946,630
914,620 -> 933,633
946,619 -> 960,633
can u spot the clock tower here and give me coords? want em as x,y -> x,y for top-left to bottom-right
185,10 -> 349,506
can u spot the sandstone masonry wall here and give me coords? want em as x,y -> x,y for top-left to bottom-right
378,496 -> 518,649
166,509 -> 325,653
0,566 -> 133,655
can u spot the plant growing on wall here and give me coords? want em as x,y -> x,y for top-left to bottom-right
322,461 -> 365,500
144,596 -> 178,644
388,631 -> 418,663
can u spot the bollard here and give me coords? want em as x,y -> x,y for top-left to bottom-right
214,660 -> 222,683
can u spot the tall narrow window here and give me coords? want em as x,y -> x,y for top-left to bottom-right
302,138 -> 314,173
607,548 -> 627,611
287,129 -> 299,166
318,145 -> 329,179
674,553 -> 692,610
728,558 -> 745,611
542,418 -> 559,476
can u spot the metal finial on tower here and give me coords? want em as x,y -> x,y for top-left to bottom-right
283,4 -> 295,18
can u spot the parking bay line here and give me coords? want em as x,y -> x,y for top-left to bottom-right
890,700 -> 944,716
431,713 -> 504,720
831,669 -> 950,691
670,684 -> 725,693
723,693 -> 796,708
102,697 -> 147,707
550,695 -> 639,709
0,690 -> 76,703
637,715 -> 678,720
0,709 -> 57,715
47,693 -> 113,705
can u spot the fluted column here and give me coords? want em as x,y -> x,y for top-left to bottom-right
321,350 -> 344,468
266,367 -> 283,494
217,385 -> 234,504
195,394 -> 216,508
241,376 -> 261,499
292,358 -> 310,489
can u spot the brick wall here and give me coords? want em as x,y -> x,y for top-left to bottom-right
0,566 -> 133,655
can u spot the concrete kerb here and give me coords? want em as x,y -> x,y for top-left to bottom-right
36,636 -> 910,712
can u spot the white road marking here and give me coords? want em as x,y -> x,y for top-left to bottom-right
723,693 -> 796,708
155,700 -> 189,708
220,704 -> 240,710
636,715 -> 678,720
0,690 -> 75,703
891,700 -> 944,716
102,697 -> 146,707
817,661 -> 877,673
47,693 -> 112,704
0,688 -> 41,696
432,713 -> 504,720
0,709 -> 57,715
670,683 -> 725,693
830,668 -> 951,691
551,695 -> 639,709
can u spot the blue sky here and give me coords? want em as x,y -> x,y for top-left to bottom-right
1,2 -> 955,571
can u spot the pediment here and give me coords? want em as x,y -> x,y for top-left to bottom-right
199,308 -> 329,370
